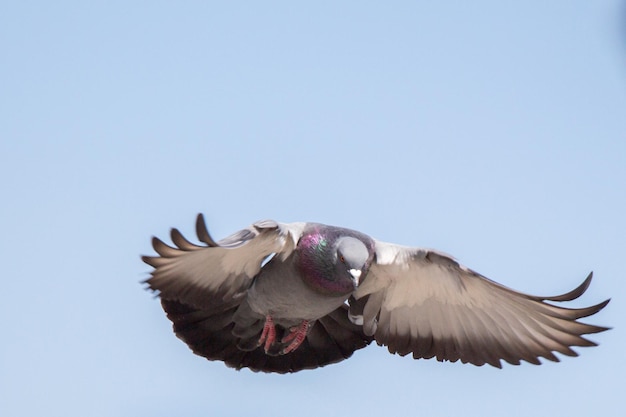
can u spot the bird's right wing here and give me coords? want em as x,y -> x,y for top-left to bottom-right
143,214 -> 305,310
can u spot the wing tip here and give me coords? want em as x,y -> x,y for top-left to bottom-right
171,227 -> 204,250
196,213 -> 219,246
543,271 -> 595,302
141,254 -> 155,266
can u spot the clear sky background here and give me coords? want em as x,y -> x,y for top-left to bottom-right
1,1 -> 625,416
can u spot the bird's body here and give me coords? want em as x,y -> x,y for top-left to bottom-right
247,254 -> 347,325
143,214 -> 609,373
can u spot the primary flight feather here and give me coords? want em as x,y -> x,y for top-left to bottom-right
143,214 -> 609,373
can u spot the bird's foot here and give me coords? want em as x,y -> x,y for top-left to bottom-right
258,315 -> 276,353
281,320 -> 310,354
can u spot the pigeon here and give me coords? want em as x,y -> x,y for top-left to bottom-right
143,214 -> 610,373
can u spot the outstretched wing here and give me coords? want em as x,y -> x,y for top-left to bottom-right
143,214 -> 305,310
354,241 -> 610,367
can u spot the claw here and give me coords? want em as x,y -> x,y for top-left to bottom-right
281,320 -> 310,354
258,315 -> 276,353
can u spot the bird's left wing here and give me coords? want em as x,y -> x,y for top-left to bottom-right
143,214 -> 304,310
353,241 -> 610,367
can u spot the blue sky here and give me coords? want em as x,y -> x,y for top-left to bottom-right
1,1 -> 625,416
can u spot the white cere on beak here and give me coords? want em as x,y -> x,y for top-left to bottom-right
349,269 -> 362,285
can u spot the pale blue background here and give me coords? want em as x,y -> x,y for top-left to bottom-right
1,1 -> 624,416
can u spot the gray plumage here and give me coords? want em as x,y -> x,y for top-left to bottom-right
143,214 -> 610,373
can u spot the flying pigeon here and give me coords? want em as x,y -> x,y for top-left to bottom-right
143,214 -> 610,373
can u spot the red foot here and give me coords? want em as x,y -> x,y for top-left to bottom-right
258,315 -> 276,353
281,320 -> 310,354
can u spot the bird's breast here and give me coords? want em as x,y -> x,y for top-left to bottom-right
247,258 -> 350,323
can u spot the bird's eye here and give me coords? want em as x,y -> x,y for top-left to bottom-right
340,255 -> 345,263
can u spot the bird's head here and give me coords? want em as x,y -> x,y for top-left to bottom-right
296,225 -> 375,296
335,236 -> 371,287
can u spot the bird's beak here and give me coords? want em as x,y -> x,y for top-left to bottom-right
349,269 -> 362,286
